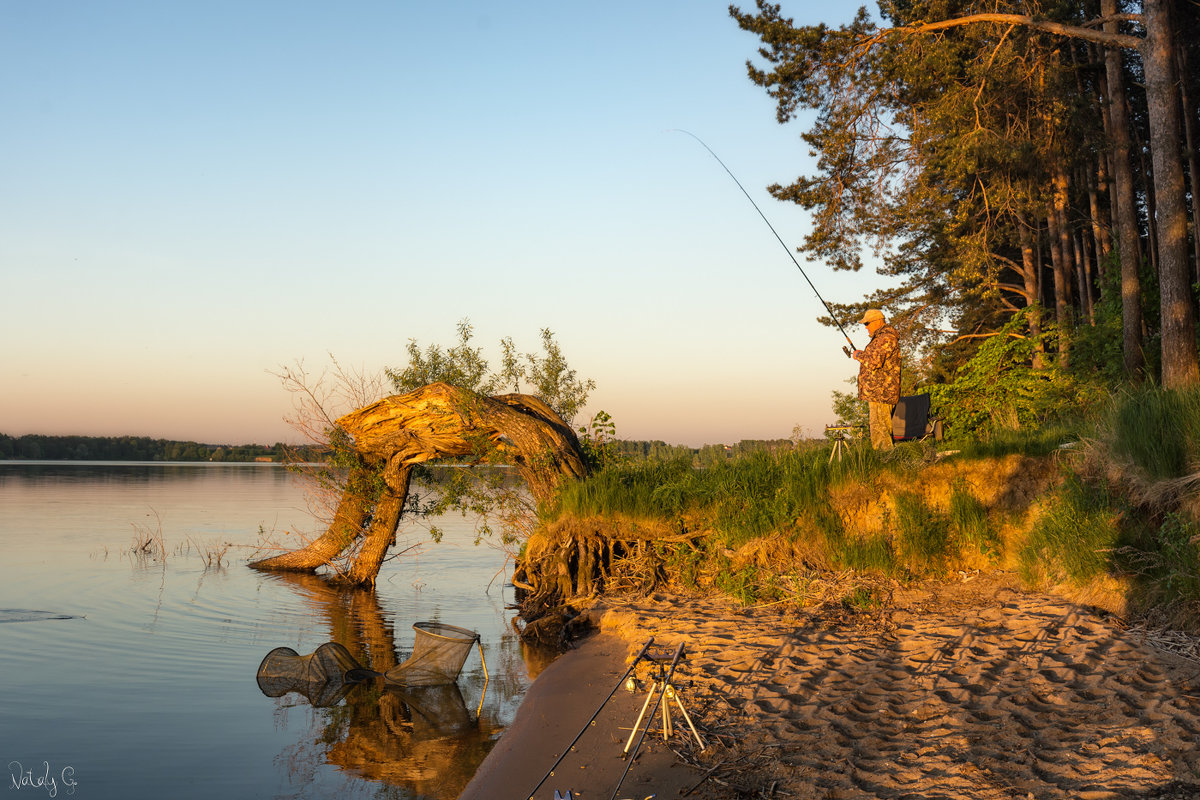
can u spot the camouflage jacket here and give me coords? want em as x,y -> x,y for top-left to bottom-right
857,324 -> 901,403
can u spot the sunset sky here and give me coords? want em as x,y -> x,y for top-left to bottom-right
1,1 -> 886,448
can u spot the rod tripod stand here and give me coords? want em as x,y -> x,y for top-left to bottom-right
525,639 -> 706,800
824,424 -> 858,463
623,643 -> 706,755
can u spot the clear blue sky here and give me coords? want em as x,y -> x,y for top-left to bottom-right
2,1 -> 884,448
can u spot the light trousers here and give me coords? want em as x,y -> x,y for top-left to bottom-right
868,402 -> 895,451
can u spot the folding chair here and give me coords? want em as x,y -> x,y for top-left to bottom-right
891,394 -> 943,443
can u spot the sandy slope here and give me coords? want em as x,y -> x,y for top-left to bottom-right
597,575 -> 1200,799
461,574 -> 1200,799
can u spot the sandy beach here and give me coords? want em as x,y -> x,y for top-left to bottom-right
462,573 -> 1200,800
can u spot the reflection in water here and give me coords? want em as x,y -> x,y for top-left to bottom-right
0,462 -> 550,798
258,572 -> 518,799
324,681 -> 497,796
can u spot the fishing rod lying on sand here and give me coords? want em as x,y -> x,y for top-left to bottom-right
526,639 -> 655,800
673,129 -> 858,358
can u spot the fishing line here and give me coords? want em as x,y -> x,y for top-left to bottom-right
671,129 -> 857,356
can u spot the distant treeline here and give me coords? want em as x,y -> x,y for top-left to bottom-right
0,432 -> 803,466
0,434 -> 324,463
612,438 -> 804,467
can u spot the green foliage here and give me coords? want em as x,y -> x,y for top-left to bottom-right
520,328 -> 596,425
893,492 -> 951,572
389,319 -> 498,395
296,426 -> 388,508
840,584 -> 888,612
577,410 -> 619,472
1108,384 -> 1200,483
926,310 -> 1100,440
1147,514 -> 1200,604
659,541 -> 707,590
729,1 -> 1074,356
1018,476 -> 1123,585
829,389 -> 867,432
603,438 -> 801,466
0,433 -> 295,462
1067,259 -> 1127,387
412,465 -> 531,548
386,318 -> 594,426
609,439 -> 698,463
729,0 -> 1198,407
713,556 -> 761,606
948,479 -> 995,553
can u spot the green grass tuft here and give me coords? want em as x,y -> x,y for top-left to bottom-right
1149,514 -> 1200,604
949,479 -> 996,554
1109,385 -> 1200,483
951,424 -> 1081,459
1018,477 -> 1122,585
894,492 -> 952,573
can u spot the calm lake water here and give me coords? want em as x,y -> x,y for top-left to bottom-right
0,462 -> 546,800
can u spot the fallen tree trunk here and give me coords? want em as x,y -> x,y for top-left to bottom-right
250,382 -> 588,586
248,464 -> 376,573
335,384 -> 587,503
346,460 -> 413,586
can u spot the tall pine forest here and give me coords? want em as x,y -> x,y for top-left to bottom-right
732,0 -> 1200,436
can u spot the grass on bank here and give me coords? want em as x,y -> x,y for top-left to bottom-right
542,385 -> 1200,628
1019,385 -> 1200,626
543,439 -> 1006,607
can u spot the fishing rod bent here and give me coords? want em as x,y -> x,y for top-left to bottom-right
672,129 -> 858,356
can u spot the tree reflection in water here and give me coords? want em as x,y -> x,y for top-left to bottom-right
258,572 -> 545,799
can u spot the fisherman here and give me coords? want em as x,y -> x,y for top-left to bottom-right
851,309 -> 901,451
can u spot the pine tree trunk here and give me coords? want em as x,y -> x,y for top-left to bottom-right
1053,169 -> 1075,312
1176,34 -> 1200,287
1087,168 -> 1112,265
1048,173 -> 1074,364
1018,217 -> 1045,369
1137,125 -> 1161,279
1101,0 -> 1145,378
1077,230 -> 1096,323
1144,0 -> 1200,387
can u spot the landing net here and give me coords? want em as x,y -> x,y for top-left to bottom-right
384,622 -> 481,687
255,641 -> 363,707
